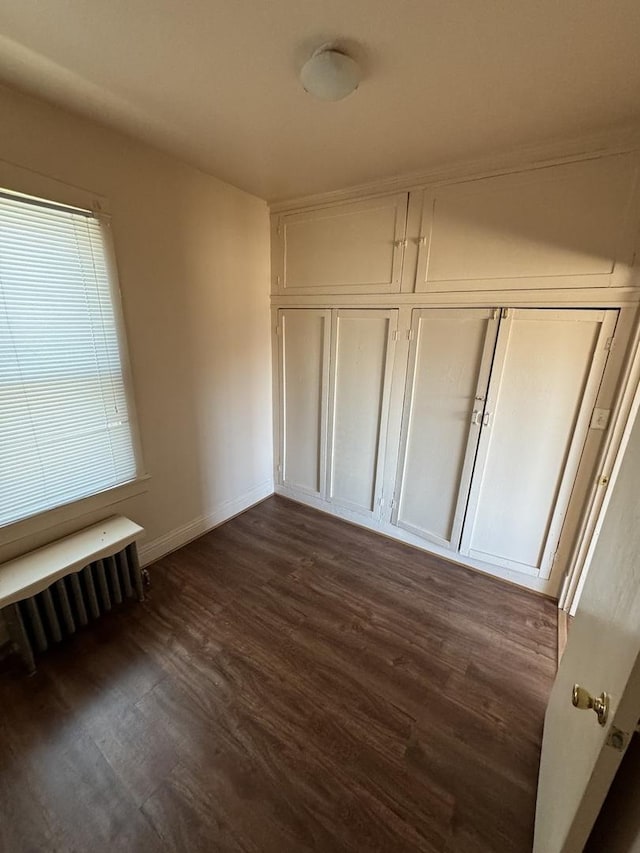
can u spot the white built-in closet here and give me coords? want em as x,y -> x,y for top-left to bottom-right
271,151 -> 640,598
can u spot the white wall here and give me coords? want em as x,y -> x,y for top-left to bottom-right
0,83 -> 273,569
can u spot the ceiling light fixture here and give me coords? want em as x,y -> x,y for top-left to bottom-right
300,45 -> 361,102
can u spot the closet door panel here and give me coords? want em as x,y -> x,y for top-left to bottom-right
414,153 -> 639,292
394,309 -> 498,548
274,194 -> 408,294
328,310 -> 397,515
279,309 -> 330,496
461,309 -> 617,576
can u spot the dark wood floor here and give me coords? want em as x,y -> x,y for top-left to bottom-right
0,496 -> 557,853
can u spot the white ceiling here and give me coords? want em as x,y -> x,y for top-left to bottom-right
0,0 -> 639,202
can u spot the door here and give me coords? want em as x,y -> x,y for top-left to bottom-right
327,309 -> 397,517
413,153 -> 639,293
460,308 -> 617,577
273,193 -> 408,294
278,309 -> 330,497
393,308 -> 499,549
534,389 -> 640,852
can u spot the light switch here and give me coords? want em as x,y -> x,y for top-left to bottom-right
590,408 -> 611,431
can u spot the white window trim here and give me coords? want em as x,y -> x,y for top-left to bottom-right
0,159 -> 149,541
0,159 -> 112,216
98,210 -> 147,482
0,475 -> 150,548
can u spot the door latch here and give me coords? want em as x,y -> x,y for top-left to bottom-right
606,726 -> 628,751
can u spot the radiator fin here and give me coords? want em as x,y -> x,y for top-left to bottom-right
127,544 -> 145,601
106,555 -> 122,605
82,565 -> 101,620
118,550 -> 133,599
41,588 -> 62,643
25,596 -> 48,652
69,573 -> 89,626
55,578 -> 76,634
95,559 -> 112,612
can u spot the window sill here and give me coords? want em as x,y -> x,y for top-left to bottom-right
0,475 -> 151,549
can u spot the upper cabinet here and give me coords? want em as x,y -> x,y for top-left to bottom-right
414,154 -> 640,293
272,193 -> 409,294
271,153 -> 640,298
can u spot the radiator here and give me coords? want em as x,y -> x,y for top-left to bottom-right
3,543 -> 144,673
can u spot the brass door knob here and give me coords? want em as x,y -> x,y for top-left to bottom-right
572,684 -> 609,726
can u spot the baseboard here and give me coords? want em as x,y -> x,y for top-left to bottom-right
276,485 -> 559,599
138,479 -> 274,566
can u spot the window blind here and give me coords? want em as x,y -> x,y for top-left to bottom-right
0,192 -> 138,527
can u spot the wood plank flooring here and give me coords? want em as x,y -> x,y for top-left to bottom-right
0,496 -> 557,853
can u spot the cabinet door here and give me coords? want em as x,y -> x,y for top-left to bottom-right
327,310 -> 397,516
278,309 -> 330,497
273,194 -> 408,294
393,308 -> 499,549
460,308 -> 617,577
414,154 -> 639,293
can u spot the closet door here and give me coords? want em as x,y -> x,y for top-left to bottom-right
327,310 -> 397,517
460,308 -> 617,577
273,194 -> 408,294
413,154 -> 639,293
393,308 -> 499,549
278,309 -> 331,497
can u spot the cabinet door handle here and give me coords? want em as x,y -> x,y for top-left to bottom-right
483,412 -> 491,427
471,410 -> 482,426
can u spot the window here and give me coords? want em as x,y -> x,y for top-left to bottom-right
0,190 -> 139,528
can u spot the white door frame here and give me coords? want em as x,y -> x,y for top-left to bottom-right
561,308 -> 640,613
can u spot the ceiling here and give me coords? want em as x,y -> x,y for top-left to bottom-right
0,0 -> 639,202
